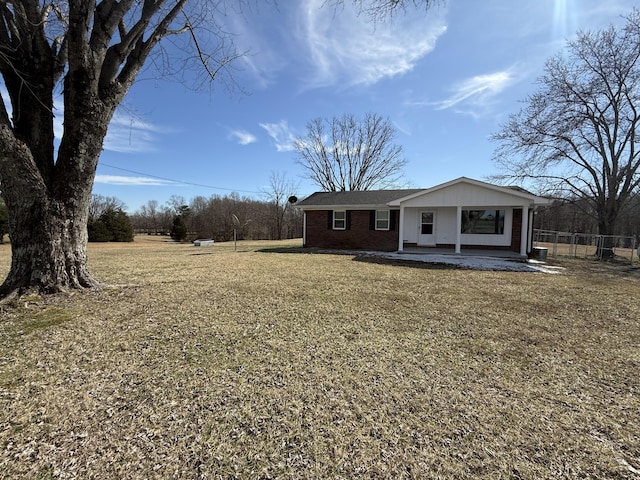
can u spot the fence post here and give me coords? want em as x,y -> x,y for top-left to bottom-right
597,235 -> 603,260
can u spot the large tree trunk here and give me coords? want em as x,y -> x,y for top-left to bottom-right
597,209 -> 617,260
0,100 -> 109,296
2,194 -> 99,295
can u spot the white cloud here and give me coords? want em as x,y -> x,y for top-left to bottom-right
94,175 -> 175,186
226,7 -> 289,90
228,129 -> 257,145
413,69 -> 518,118
259,120 -> 296,152
226,0 -> 448,90
297,0 -> 447,89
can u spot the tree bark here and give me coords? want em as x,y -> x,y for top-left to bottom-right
0,86 -> 111,295
0,127 -> 103,294
1,195 -> 99,295
597,217 -> 617,259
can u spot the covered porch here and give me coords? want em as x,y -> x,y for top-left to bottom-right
389,178 -> 551,258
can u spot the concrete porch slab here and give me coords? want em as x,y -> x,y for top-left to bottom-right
400,247 -> 524,259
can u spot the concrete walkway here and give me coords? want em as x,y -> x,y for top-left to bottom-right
362,250 -> 563,273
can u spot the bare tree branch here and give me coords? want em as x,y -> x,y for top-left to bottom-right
329,0 -> 442,22
295,112 -> 406,191
492,8 -> 640,236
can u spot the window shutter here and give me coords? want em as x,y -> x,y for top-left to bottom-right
390,210 -> 396,231
369,210 -> 375,230
346,211 -> 352,230
327,210 -> 333,229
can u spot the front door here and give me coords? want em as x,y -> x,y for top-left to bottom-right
418,211 -> 436,245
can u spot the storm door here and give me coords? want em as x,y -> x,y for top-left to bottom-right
418,211 -> 436,245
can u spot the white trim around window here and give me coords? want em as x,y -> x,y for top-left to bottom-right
375,210 -> 390,230
333,210 -> 346,230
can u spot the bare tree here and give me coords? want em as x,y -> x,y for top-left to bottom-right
262,171 -> 299,240
0,1 -> 241,296
294,112 -> 406,191
132,199 -> 172,235
88,195 -> 127,221
142,199 -> 161,234
492,9 -> 640,245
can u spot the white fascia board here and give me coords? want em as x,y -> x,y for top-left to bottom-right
388,177 -> 548,206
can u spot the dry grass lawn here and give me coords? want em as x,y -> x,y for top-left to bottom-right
0,236 -> 639,479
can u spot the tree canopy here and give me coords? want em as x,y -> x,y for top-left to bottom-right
294,112 -> 406,191
492,9 -> 640,237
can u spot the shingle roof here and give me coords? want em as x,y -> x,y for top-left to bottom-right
296,178 -> 549,208
296,189 -> 423,207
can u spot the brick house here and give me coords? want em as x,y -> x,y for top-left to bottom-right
296,177 -> 550,256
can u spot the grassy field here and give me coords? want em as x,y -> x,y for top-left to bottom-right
0,236 -> 639,479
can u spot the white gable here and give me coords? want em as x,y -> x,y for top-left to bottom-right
389,177 -> 546,208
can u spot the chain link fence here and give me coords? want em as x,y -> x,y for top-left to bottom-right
534,229 -> 638,264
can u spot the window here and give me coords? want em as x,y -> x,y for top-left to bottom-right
375,210 -> 390,230
421,211 -> 434,234
461,210 -> 505,234
333,210 -> 346,230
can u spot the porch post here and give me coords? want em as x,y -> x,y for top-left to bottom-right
528,208 -> 534,252
302,212 -> 307,247
398,206 -> 404,252
520,206 -> 529,256
455,205 -> 462,254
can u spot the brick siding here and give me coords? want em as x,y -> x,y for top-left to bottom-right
510,208 -> 523,253
305,210 -> 400,251
306,207 -> 528,253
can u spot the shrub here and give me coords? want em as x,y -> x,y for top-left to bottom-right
170,215 -> 188,242
88,220 -> 111,242
88,208 -> 134,242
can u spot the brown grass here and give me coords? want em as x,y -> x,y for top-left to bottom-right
536,241 -> 638,263
0,236 -> 639,479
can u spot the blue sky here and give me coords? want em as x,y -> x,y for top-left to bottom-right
90,0 -> 637,212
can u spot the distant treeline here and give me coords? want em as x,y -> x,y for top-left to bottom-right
535,194 -> 640,238
129,193 -> 303,242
